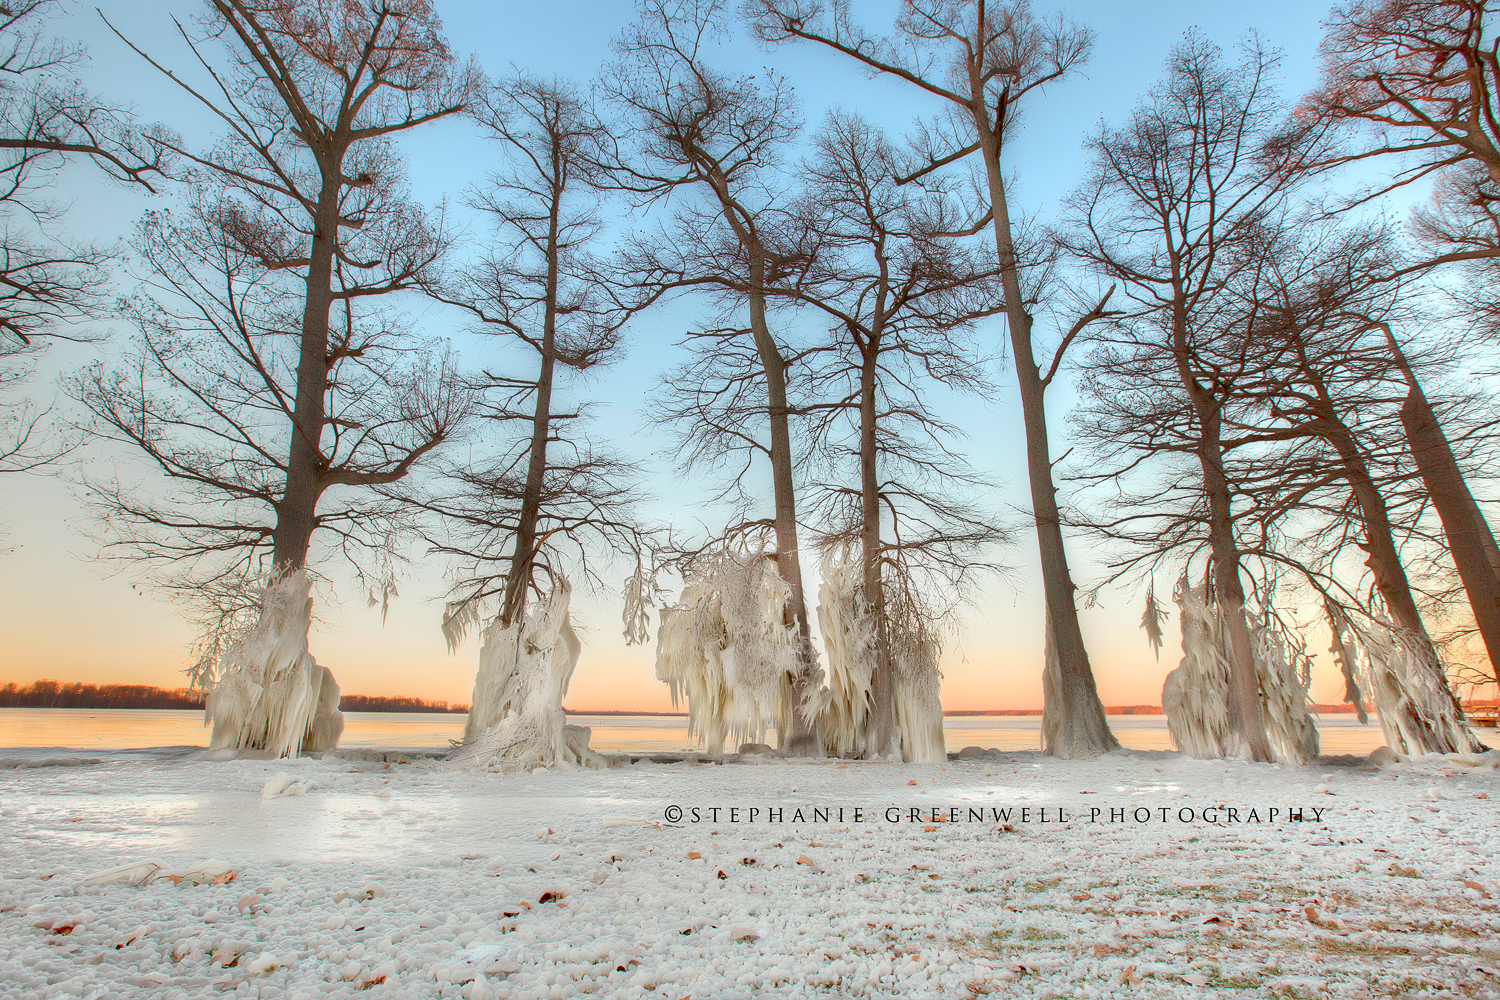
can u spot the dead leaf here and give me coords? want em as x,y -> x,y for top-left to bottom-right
907,779 -> 918,786
717,870 -> 728,880
211,870 -> 237,885
922,825 -> 937,832
538,891 -> 563,903
1465,880 -> 1491,898
687,852 -> 701,860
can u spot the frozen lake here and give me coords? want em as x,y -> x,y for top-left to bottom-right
0,707 -> 1393,755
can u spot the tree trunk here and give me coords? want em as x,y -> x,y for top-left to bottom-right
858,333 -> 898,759
1172,316 -> 1272,762
747,255 -> 821,756
1376,324 -> 1500,685
271,181 -> 342,572
498,193 -> 563,629
1313,399 -> 1468,752
1401,390 -> 1500,688
969,90 -> 1117,758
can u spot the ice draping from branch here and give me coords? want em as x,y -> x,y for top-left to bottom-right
202,569 -> 344,758
815,546 -> 944,762
654,548 -> 802,755
1161,575 -> 1317,765
1326,605 -> 1476,757
449,579 -> 605,771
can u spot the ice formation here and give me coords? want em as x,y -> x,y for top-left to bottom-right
1161,576 -> 1318,764
816,551 -> 874,758
203,569 -> 344,758
655,548 -> 807,754
1325,606 -> 1475,756
449,579 -> 605,771
889,612 -> 945,763
815,547 -> 945,762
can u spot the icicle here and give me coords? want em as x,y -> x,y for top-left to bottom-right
449,578 -> 605,771
1333,614 -> 1474,757
1162,574 -> 1233,759
441,598 -> 482,654
1324,600 -> 1368,724
1140,582 -> 1166,661
204,569 -> 343,757
1253,612 -> 1319,766
813,546 -> 944,761
890,612 -> 945,763
1162,574 -> 1318,764
654,549 -> 797,754
621,562 -> 653,646
816,547 -> 875,758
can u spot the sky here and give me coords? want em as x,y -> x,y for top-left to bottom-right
0,0 -> 1367,713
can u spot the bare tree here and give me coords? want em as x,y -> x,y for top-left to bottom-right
72,0 -> 477,755
600,0 -> 822,754
1242,227 -> 1477,750
1065,34 -> 1337,761
748,0 -> 1121,758
787,112 -> 1005,758
415,71 -> 649,646
0,0 -> 168,476
1306,0 -> 1500,677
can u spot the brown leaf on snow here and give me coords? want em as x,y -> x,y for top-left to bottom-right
796,855 -> 818,869
907,779 -> 918,786
1465,880 -> 1491,898
51,924 -> 76,936
922,825 -> 937,832
687,852 -> 701,860
211,870 -> 237,885
717,870 -> 728,880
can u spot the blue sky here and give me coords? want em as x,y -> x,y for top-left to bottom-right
0,0 -> 1362,711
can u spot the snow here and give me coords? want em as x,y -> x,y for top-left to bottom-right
4,746 -> 1500,998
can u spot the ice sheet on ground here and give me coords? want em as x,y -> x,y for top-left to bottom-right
3,748 -> 1500,998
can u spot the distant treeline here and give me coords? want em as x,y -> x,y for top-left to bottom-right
0,681 -> 206,710
339,695 -> 467,714
0,681 -> 466,714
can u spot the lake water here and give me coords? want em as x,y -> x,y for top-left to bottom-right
0,708 -> 1393,756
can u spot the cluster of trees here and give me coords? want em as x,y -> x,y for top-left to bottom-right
3,0 -> 1498,761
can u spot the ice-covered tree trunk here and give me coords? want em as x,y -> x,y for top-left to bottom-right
451,580 -> 604,771
656,551 -> 807,755
816,550 -> 945,762
816,552 -> 874,758
205,569 -> 344,757
1328,607 -> 1478,758
1162,577 -> 1318,765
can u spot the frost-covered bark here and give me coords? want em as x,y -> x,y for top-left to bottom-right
450,580 -> 604,771
815,549 -> 945,762
204,570 -> 343,757
1162,577 -> 1318,765
655,550 -> 823,755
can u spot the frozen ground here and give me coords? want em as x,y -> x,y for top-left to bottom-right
2,745 -> 1499,999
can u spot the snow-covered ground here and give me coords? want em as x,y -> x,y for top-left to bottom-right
3,746 -> 1499,999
